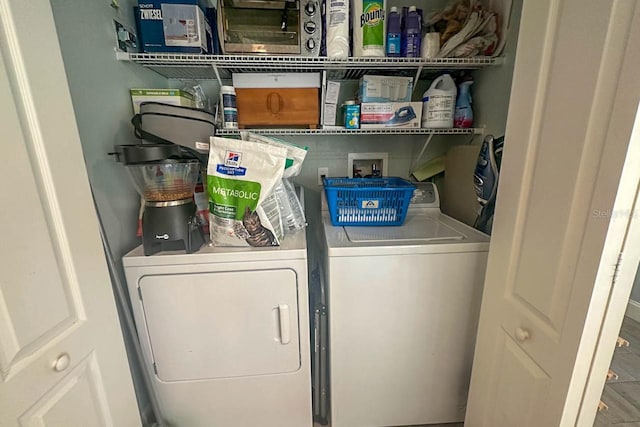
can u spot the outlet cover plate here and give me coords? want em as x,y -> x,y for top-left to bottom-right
318,167 -> 329,185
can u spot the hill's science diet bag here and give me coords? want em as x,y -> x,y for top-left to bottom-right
207,137 -> 286,247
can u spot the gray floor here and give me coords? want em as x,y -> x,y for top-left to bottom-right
595,316 -> 640,427
314,424 -> 462,427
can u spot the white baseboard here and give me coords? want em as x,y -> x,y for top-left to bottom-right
626,299 -> 640,323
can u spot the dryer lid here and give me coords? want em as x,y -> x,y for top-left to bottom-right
344,215 -> 465,243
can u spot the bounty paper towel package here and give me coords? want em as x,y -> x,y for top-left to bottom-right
353,0 -> 386,56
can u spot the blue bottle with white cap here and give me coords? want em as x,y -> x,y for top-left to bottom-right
386,7 -> 402,57
401,6 -> 421,58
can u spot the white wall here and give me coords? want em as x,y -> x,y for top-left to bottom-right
49,1 -> 166,424
630,267 -> 640,303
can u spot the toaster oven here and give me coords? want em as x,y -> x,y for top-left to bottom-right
218,0 -> 321,56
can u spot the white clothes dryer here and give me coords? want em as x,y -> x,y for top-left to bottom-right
123,229 -> 312,427
320,182 -> 490,427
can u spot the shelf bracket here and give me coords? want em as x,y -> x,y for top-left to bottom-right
412,65 -> 423,96
115,50 -> 130,61
212,63 -> 222,87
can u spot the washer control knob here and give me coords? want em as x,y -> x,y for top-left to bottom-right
305,1 -> 316,15
304,21 -> 317,34
306,38 -> 316,51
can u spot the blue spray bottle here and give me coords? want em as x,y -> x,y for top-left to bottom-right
386,7 -> 402,57
454,80 -> 473,128
401,6 -> 421,57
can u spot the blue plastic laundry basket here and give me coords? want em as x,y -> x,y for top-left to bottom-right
323,177 -> 416,226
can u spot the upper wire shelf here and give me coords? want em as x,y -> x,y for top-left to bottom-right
216,127 -> 483,136
117,52 -> 503,81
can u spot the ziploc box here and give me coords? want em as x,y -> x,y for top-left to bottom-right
359,76 -> 414,103
360,102 -> 422,128
135,0 -> 213,53
130,88 -> 195,114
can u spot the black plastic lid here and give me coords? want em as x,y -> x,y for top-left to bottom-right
111,144 -> 182,165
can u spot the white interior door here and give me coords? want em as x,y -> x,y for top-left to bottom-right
466,1 -> 640,426
0,1 -> 141,425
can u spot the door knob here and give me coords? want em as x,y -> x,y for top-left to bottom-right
52,353 -> 71,372
515,327 -> 530,342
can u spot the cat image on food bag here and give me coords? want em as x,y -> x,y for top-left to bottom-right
242,206 -> 277,247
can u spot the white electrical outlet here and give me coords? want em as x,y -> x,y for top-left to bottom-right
318,167 -> 329,185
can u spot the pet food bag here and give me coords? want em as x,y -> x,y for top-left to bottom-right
207,137 -> 286,247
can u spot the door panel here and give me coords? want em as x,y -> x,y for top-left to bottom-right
139,269 -> 301,381
507,0 -> 619,334
487,333 -> 551,427
0,0 -> 140,425
466,0 -> 640,425
0,77 -> 79,377
19,354 -> 111,427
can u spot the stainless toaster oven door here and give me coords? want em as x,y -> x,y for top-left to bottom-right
221,0 -> 301,54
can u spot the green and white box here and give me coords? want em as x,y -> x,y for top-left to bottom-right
130,88 -> 195,114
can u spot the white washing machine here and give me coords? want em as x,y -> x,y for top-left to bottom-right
321,182 -> 490,427
123,229 -> 312,427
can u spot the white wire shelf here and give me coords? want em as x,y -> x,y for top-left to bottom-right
216,127 -> 483,136
117,52 -> 502,81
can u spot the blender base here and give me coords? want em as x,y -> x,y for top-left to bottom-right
142,201 -> 205,256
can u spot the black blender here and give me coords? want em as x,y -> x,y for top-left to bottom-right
113,144 -> 206,256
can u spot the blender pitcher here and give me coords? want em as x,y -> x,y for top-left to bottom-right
126,159 -> 205,255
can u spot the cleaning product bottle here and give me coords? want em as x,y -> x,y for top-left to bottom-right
421,28 -> 440,58
220,85 -> 238,129
454,80 -> 474,128
386,6 -> 401,57
401,6 -> 421,58
421,74 -> 457,128
353,0 -> 386,57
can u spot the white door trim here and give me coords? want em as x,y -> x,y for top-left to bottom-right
575,101 -> 640,427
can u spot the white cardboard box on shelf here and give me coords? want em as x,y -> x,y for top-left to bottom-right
359,75 -> 413,103
130,88 -> 195,114
360,102 -> 422,128
323,103 -> 338,126
232,72 -> 321,88
322,80 -> 342,126
325,81 -> 341,104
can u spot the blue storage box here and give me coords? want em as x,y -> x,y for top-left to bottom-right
323,177 -> 416,226
135,0 -> 213,53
